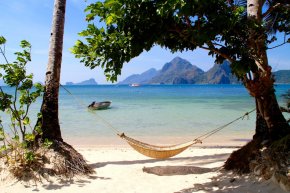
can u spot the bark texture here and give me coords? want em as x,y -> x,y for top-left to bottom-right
40,0 -> 66,141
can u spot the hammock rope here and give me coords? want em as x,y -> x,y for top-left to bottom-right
61,84 -> 121,134
60,84 -> 255,159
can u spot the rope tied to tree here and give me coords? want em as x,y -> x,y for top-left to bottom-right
193,109 -> 256,143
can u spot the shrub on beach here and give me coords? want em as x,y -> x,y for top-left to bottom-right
0,37 -> 92,183
0,36 -> 47,181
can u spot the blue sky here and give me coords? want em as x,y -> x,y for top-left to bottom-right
0,0 -> 289,84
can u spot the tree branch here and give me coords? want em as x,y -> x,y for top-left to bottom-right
268,33 -> 288,49
212,41 -> 226,48
268,42 -> 287,49
205,41 -> 235,63
262,3 -> 281,18
0,47 -> 9,64
184,16 -> 191,27
169,25 -> 235,63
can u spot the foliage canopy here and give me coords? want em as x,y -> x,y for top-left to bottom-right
72,0 -> 290,82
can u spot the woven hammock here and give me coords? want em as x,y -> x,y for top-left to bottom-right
118,133 -> 202,159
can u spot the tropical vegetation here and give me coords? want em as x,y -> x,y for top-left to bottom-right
72,0 -> 290,178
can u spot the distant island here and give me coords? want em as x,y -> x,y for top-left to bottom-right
119,57 -> 290,84
66,78 -> 98,85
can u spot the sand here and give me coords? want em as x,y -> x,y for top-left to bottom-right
0,143 -> 287,193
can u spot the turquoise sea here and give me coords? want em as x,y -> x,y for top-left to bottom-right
1,84 -> 290,145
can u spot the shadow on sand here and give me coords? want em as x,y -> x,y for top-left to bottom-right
37,175 -> 109,191
174,170 -> 281,193
38,152 -> 244,191
89,153 -> 231,169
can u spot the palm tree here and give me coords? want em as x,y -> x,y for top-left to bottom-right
36,0 -> 92,175
39,0 -> 66,141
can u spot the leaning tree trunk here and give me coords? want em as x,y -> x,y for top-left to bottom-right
35,0 -> 93,175
40,0 -> 66,141
224,0 -> 290,173
245,0 -> 290,140
254,83 -> 290,140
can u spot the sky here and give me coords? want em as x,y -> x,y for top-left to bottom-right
0,0 -> 289,84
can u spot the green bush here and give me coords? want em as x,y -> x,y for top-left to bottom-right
0,36 -> 49,179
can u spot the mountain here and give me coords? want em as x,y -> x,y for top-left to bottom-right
118,68 -> 158,84
195,61 -> 239,84
66,78 -> 98,85
273,70 -> 290,84
149,57 -> 204,84
119,57 -> 290,84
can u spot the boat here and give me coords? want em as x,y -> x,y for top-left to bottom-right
88,101 -> 111,110
130,83 -> 140,87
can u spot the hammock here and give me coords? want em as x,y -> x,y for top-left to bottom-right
116,109 -> 253,159
60,84 -> 255,159
118,133 -> 202,159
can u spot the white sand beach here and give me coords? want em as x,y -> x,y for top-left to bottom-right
1,142 -> 286,193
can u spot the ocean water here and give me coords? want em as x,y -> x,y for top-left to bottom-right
1,84 -> 290,145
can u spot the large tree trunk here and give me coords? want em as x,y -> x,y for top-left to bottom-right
33,0 -> 93,176
245,0 -> 290,140
40,0 -> 66,141
255,88 -> 290,140
253,99 -> 269,141
225,0 -> 290,173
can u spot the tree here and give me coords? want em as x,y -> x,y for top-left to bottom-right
39,0 -> 66,141
36,0 -> 93,176
72,0 -> 290,171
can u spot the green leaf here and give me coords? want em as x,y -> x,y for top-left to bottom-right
0,36 -> 6,45
0,127 -> 4,141
34,125 -> 42,135
37,112 -> 42,119
0,145 -> 7,152
20,40 -> 31,49
23,117 -> 30,125
13,135 -> 19,142
25,151 -> 35,161
17,56 -> 26,63
34,82 -> 44,91
43,138 -> 53,148
106,15 -> 114,25
24,133 -> 35,141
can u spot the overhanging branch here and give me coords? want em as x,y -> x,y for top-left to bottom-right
262,3 -> 281,18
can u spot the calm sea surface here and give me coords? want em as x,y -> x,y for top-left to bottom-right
1,84 -> 290,144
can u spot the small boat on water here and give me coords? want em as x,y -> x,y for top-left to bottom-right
130,83 -> 140,87
88,101 -> 111,110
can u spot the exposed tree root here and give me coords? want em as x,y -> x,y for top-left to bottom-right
224,135 -> 290,191
0,140 -> 94,184
224,139 -> 262,173
50,140 -> 94,177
